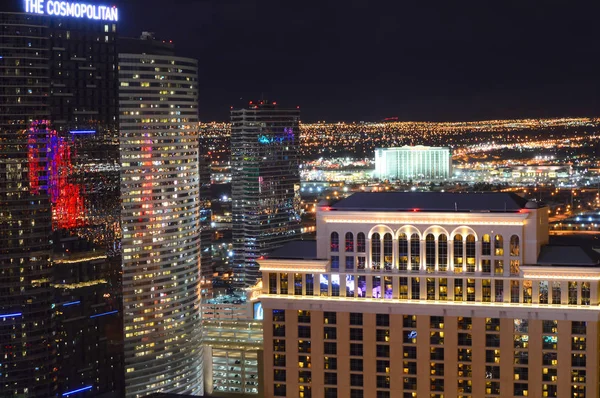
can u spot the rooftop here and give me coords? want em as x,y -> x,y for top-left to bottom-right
267,240 -> 317,260
329,192 -> 535,212
536,245 -> 600,267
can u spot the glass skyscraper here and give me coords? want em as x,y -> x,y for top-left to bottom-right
119,35 -> 204,397
1,4 -> 123,396
231,101 -> 302,289
0,12 -> 56,397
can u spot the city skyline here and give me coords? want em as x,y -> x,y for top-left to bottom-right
118,0 -> 600,122
2,1 -> 600,398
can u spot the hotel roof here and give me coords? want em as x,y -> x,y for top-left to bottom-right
329,192 -> 535,212
537,245 -> 600,267
268,240 -> 317,260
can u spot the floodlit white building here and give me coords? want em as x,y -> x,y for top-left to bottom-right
375,146 -> 452,181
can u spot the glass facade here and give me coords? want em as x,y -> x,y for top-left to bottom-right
0,14 -> 55,396
47,14 -> 123,397
231,101 -> 301,288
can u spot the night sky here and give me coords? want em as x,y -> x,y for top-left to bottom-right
119,0 -> 600,122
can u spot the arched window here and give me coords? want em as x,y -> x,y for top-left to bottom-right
454,234 -> 463,273
438,234 -> 448,272
410,233 -> 420,271
495,235 -> 504,256
383,233 -> 393,270
398,233 -> 408,271
330,232 -> 339,252
357,233 -> 366,253
510,235 -> 520,256
345,232 -> 354,252
371,233 -> 381,270
482,234 -> 491,256
466,234 -> 476,273
425,234 -> 435,273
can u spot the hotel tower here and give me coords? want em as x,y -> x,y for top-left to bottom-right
259,192 -> 598,398
119,34 -> 204,397
231,100 -> 301,289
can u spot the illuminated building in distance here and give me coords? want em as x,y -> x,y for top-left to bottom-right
375,146 -> 452,181
119,34 -> 204,397
259,192 -> 599,398
231,100 -> 301,289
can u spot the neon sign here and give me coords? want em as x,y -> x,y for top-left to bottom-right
24,0 -> 119,22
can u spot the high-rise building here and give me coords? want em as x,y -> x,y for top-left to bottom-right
1,1 -> 123,396
231,101 -> 301,289
46,8 -> 123,397
0,11 -> 56,397
259,192 -> 600,398
198,135 -> 214,296
119,34 -> 204,397
375,145 -> 452,181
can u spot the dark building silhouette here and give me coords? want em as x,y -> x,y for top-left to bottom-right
0,11 -> 56,397
1,1 -> 123,396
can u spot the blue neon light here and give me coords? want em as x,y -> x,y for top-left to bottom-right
69,130 -> 96,134
89,310 -> 118,319
62,301 -> 81,307
0,313 -> 22,318
62,385 -> 93,396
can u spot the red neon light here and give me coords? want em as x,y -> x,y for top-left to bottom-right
27,123 -> 43,195
48,128 -> 85,230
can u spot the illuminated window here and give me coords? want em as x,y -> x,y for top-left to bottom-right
494,235 -> 504,256
410,233 -> 420,271
510,260 -> 520,276
522,280 -> 532,304
466,279 -> 475,302
568,282 -> 577,305
494,260 -> 503,275
482,279 -> 491,302
465,235 -> 475,272
398,233 -> 408,271
438,234 -> 448,272
453,235 -> 463,272
454,279 -> 463,301
482,234 -> 491,255
510,235 -> 520,256
438,278 -> 447,301
279,273 -> 288,295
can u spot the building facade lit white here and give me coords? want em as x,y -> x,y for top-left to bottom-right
259,192 -> 600,398
119,50 -> 203,397
375,146 -> 451,181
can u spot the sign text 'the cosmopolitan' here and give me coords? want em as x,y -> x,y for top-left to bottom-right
24,0 -> 119,22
